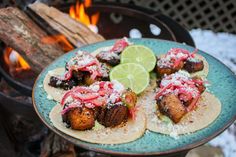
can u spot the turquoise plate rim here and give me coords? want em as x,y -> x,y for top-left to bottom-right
32,38 -> 236,156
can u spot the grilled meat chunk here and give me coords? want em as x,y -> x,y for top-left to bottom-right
100,63 -> 112,81
84,75 -> 102,86
97,104 -> 128,127
192,76 -> 206,93
62,107 -> 96,130
49,76 -> 77,90
72,70 -> 84,82
183,59 -> 204,73
96,51 -> 120,66
156,58 -> 184,76
158,94 -> 187,123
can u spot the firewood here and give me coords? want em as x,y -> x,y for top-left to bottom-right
40,132 -> 76,157
0,7 -> 64,73
28,2 -> 104,47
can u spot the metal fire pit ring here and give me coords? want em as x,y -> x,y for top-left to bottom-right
0,3 -> 195,97
0,61 -> 32,96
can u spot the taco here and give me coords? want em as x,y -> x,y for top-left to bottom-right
142,71 -> 221,135
156,48 -> 209,77
49,80 -> 146,144
43,38 -> 131,102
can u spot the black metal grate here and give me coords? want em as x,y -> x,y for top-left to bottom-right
94,0 -> 236,33
0,0 -> 236,33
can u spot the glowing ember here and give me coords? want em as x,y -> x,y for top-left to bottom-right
3,47 -> 31,74
41,34 -> 74,52
69,0 -> 99,33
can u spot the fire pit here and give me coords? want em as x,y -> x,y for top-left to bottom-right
0,0 -> 197,156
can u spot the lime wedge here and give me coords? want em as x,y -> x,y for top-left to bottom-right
110,63 -> 149,94
121,45 -> 156,72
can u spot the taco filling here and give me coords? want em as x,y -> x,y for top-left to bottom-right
60,80 -> 137,130
156,48 -> 205,76
96,37 -> 131,66
155,71 -> 206,123
48,51 -> 111,90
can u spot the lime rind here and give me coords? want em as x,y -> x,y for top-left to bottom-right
121,45 -> 156,72
110,63 -> 149,94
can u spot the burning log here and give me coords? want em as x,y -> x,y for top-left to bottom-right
0,7 -> 64,73
28,2 -> 104,47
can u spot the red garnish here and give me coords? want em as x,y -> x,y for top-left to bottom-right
156,71 -> 206,113
129,106 -> 139,120
164,48 -> 199,68
110,38 -> 129,53
61,81 -> 126,110
72,93 -> 99,101
60,87 -> 94,106
187,94 -> 200,112
155,83 -> 173,99
61,102 -> 82,115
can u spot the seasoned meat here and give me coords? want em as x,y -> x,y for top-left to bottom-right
183,59 -> 204,73
72,70 -> 84,81
156,58 -> 184,76
100,63 -> 112,81
84,75 -> 102,86
96,51 -> 120,66
158,94 -> 186,123
192,76 -> 206,93
62,107 -> 96,130
156,66 -> 174,76
182,98 -> 193,107
122,90 -> 137,109
83,63 -> 111,85
49,76 -> 77,90
97,104 -> 128,127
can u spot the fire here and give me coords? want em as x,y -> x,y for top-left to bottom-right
69,0 -> 99,32
3,47 -> 31,73
41,34 -> 74,52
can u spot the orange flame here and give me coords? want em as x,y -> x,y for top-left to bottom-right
41,34 -> 74,52
69,0 -> 100,26
84,0 -> 91,8
3,47 -> 31,73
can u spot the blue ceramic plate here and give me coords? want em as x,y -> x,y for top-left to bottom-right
33,39 -> 236,156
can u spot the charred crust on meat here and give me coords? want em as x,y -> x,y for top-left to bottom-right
183,59 -> 204,73
157,94 -> 187,123
97,104 -> 128,127
48,76 -> 78,90
96,51 -> 120,66
62,107 -> 96,130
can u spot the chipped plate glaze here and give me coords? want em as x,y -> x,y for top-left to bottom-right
32,39 -> 236,156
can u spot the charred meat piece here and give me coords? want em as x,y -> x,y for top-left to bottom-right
156,66 -> 175,76
184,59 -> 204,73
192,76 -> 206,93
158,94 -> 187,123
100,63 -> 112,81
72,70 -> 84,82
96,51 -> 120,66
83,63 -> 111,85
84,74 -> 102,86
49,76 -> 77,90
156,58 -> 184,76
62,107 -> 96,130
97,104 -> 128,127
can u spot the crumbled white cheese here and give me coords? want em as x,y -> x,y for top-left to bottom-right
47,94 -> 53,100
112,80 -> 125,93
